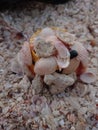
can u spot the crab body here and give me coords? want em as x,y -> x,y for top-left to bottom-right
11,27 -> 96,94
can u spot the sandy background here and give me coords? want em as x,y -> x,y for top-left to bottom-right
0,0 -> 98,129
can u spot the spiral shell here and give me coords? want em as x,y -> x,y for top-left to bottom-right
34,56 -> 57,75
62,58 -> 80,74
71,42 -> 89,67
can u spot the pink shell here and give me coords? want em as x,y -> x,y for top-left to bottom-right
56,31 -> 76,45
54,41 -> 70,69
39,27 -> 55,38
63,58 -> 80,74
16,41 -> 33,77
80,72 -> 96,83
34,56 -> 57,75
46,36 -> 70,69
18,41 -> 32,66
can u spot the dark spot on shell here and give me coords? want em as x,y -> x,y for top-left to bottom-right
70,50 -> 78,59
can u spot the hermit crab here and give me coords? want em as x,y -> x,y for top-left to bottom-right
11,27 -> 96,94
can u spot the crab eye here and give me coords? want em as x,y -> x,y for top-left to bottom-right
70,50 -> 78,59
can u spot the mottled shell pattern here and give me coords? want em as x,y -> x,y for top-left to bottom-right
11,27 -> 96,84
31,27 -> 71,74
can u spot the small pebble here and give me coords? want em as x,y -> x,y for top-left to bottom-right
3,107 -> 10,114
17,97 -> 23,102
71,126 -> 75,130
59,119 -> 65,127
92,127 -> 98,130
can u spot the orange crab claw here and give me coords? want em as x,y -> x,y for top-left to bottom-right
31,50 -> 39,62
30,44 -> 39,62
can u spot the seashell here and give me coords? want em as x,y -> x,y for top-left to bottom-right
54,41 -> 70,69
62,58 -> 80,74
56,31 -> 76,45
44,72 -> 75,94
34,56 -> 57,75
33,37 -> 56,57
68,72 -> 77,82
71,42 -> 89,67
80,71 -> 96,83
11,56 -> 23,75
67,113 -> 76,123
22,64 -> 34,77
56,55 -> 70,70
18,41 -> 32,66
30,29 -> 41,44
45,35 -> 59,44
11,54 -> 34,77
29,27 -> 55,44
54,41 -> 69,58
39,27 -> 55,38
13,55 -> 34,77
16,41 -> 34,77
31,75 -> 43,94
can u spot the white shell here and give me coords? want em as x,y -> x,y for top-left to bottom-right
71,42 -> 89,67
56,31 -> 76,45
11,56 -> 23,75
80,72 -> 96,83
45,35 -> 70,69
39,27 -> 55,38
56,55 -> 70,70
33,37 -> 56,57
63,58 -> 80,74
44,72 -> 75,94
45,35 -> 59,44
54,41 -> 70,69
11,54 -> 34,77
34,56 -> 57,75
